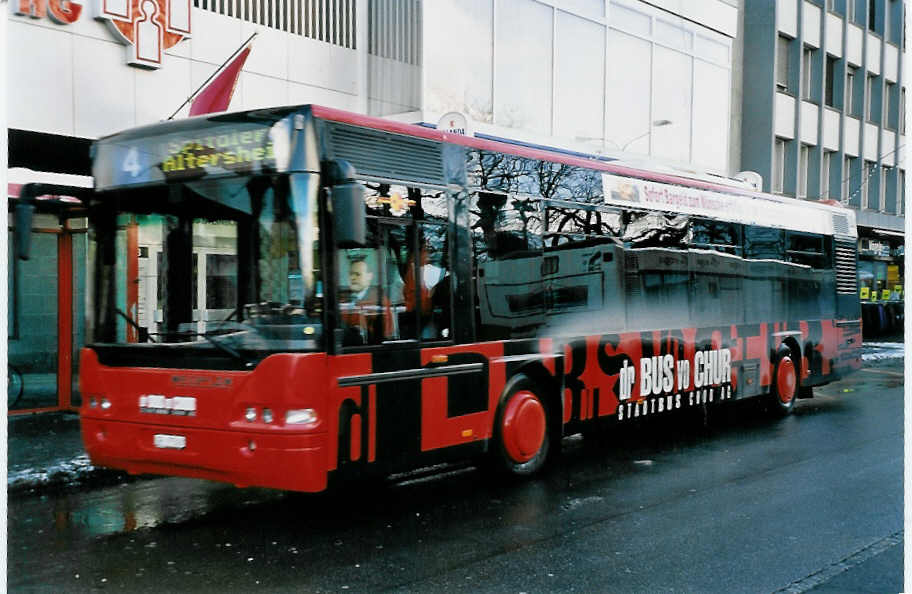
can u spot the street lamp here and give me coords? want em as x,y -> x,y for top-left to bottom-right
577,119 -> 673,154
619,119 -> 673,151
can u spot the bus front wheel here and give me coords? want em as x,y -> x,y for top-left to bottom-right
768,347 -> 798,417
491,376 -> 551,477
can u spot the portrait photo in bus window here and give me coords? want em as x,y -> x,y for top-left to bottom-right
338,223 -> 399,346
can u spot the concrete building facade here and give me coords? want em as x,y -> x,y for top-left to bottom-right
740,0 -> 906,301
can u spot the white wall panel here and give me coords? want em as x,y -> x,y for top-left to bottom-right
74,37 -> 135,137
822,107 -> 840,150
164,37 -> 192,60
288,36 -> 341,89
825,13 -> 842,57
424,0 -> 493,121
777,0 -> 798,38
8,7 -> 109,42
775,91 -> 796,139
605,29 -> 650,153
636,0 -> 737,38
494,0 -> 553,135
866,34 -> 881,75
240,71 -> 288,110
844,116 -> 860,156
802,1 -> 821,48
863,122 -> 878,160
554,0 -> 604,21
554,11 -> 604,140
881,129 -> 896,165
800,100 -> 818,145
884,43 -> 898,82
136,55 -> 193,122
242,23 -> 288,80
189,10 -> 243,66
651,46 -> 691,162
692,60 -> 729,170
846,24 -> 863,65
8,22 -> 75,134
288,81 -> 358,111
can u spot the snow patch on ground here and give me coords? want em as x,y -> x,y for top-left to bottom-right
862,343 -> 905,362
7,454 -> 96,491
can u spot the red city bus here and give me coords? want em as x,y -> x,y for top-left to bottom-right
75,105 -> 862,492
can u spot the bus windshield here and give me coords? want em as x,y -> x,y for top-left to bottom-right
88,172 -> 323,359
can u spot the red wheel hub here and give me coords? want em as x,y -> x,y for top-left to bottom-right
501,391 -> 546,463
777,357 -> 797,404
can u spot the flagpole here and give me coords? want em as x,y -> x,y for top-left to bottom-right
167,31 -> 258,120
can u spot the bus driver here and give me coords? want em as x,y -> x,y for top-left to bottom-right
340,257 -> 393,344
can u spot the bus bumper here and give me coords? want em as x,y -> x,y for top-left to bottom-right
81,417 -> 329,493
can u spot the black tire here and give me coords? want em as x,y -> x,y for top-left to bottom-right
490,375 -> 551,477
8,365 -> 23,408
768,347 -> 798,417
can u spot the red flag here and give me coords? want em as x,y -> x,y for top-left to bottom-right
189,46 -> 251,116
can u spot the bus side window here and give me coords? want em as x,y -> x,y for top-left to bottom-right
743,226 -> 787,323
338,222 -> 401,347
470,193 -> 545,339
413,224 -> 451,341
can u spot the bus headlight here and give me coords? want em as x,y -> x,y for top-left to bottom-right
100,399 -> 112,410
245,407 -> 257,422
285,409 -> 317,425
262,408 -> 274,424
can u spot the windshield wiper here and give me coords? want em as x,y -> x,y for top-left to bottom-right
198,331 -> 254,368
115,309 -> 156,343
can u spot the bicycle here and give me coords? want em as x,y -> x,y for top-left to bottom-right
8,364 -> 23,409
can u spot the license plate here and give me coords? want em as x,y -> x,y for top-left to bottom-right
153,434 -> 187,450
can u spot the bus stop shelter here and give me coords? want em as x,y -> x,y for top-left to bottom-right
8,168 -> 91,416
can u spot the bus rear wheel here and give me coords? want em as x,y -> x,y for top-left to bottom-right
768,347 -> 798,417
491,376 -> 551,477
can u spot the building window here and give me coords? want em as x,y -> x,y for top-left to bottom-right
802,47 -> 814,100
865,74 -> 876,121
847,0 -> 856,23
884,81 -> 896,128
846,67 -> 857,114
825,55 -> 837,106
879,166 -> 889,211
862,161 -> 875,208
901,171 -> 906,215
822,151 -> 833,198
776,35 -> 790,92
798,145 -> 809,198
773,138 -> 786,193
842,155 -> 852,200
902,87 -> 907,133
868,0 -> 876,31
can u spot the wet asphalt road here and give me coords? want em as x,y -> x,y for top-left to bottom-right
8,359 -> 903,593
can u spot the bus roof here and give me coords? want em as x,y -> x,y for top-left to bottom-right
308,105 -> 855,238
93,104 -> 856,237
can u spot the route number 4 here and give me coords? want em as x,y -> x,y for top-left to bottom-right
122,147 -> 141,177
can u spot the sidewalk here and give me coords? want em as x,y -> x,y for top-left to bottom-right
7,411 -> 133,495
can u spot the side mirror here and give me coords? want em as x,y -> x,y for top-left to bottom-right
14,201 -> 35,261
331,182 -> 366,247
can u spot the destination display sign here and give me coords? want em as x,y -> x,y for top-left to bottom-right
94,120 -> 284,190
